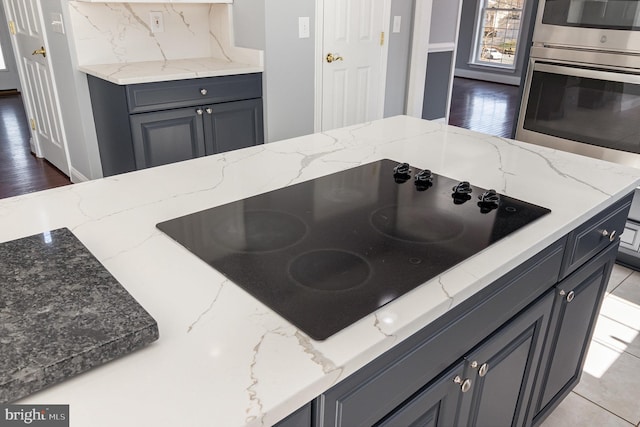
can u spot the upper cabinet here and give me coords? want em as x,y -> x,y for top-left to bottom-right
75,1 -> 232,3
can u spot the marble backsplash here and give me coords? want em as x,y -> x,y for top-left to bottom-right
67,2 -> 261,67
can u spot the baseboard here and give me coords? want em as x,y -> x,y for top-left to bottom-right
69,167 -> 89,183
454,68 -> 521,86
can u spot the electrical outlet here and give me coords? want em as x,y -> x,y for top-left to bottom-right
298,17 -> 310,39
150,11 -> 164,34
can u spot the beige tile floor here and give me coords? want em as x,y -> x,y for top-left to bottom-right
541,263 -> 640,427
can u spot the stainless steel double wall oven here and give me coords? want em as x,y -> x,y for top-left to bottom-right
516,0 -> 640,268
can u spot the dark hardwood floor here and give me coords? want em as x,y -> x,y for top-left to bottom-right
0,92 -> 71,199
448,77 -> 520,139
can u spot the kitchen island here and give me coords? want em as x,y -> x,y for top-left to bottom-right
2,116 -> 640,426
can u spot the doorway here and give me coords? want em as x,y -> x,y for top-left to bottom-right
447,0 -> 540,138
0,0 -> 20,90
0,92 -> 70,199
0,3 -> 69,199
448,77 -> 519,138
315,0 -> 391,131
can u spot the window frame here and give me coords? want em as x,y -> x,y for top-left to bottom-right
469,0 -> 526,70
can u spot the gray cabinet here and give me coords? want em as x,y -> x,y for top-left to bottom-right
203,98 -> 263,155
457,290 -> 554,427
377,361 -> 465,427
130,107 -> 205,170
129,98 -> 263,170
379,290 -> 553,427
277,192 -> 633,427
314,239 -> 565,427
88,73 -> 264,176
529,243 -> 618,426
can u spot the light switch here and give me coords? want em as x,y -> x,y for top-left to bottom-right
298,17 -> 310,39
50,12 -> 65,34
393,16 -> 401,33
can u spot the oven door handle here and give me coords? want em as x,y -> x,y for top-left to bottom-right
535,62 -> 640,85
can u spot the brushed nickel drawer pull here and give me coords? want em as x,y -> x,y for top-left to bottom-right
453,376 -> 472,393
601,229 -> 616,242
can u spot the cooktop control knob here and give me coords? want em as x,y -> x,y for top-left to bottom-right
393,163 -> 411,183
452,181 -> 472,195
414,169 -> 433,190
478,189 -> 500,213
452,181 -> 472,204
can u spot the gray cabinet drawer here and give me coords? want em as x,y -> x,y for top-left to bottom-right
561,193 -> 633,278
126,73 -> 262,113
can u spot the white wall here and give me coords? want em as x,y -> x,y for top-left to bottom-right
233,0 -> 315,143
42,0 -> 102,181
384,0 -> 415,117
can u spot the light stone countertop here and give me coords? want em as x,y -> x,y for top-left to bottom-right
3,116 -> 640,426
79,57 -> 263,85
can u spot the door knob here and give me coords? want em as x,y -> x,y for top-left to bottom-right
32,46 -> 46,58
326,53 -> 344,63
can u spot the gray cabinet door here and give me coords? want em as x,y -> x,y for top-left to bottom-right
530,242 -> 618,426
203,98 -> 264,155
458,288 -> 555,427
376,361 -> 465,427
130,107 -> 205,170
274,403 -> 313,427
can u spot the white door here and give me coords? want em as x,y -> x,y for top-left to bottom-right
321,0 -> 388,131
3,0 -> 70,175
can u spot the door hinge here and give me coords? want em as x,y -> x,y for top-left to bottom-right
8,20 -> 16,35
30,119 -> 36,131
380,31 -> 385,46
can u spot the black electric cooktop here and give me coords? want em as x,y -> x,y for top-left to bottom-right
157,159 -> 550,340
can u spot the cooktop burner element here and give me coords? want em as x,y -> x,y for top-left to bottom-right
289,250 -> 371,291
210,210 -> 307,253
157,159 -> 551,340
371,205 -> 465,243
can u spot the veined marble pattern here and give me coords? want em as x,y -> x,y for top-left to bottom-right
68,2 -> 261,70
3,116 -> 640,426
208,4 -> 262,66
68,2 -> 210,64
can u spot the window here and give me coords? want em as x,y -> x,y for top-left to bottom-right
471,0 -> 525,69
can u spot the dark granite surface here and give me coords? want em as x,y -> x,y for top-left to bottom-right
0,228 -> 159,403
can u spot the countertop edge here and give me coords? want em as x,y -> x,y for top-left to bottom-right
79,60 -> 264,85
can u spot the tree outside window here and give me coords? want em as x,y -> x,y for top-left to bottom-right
473,0 -> 524,68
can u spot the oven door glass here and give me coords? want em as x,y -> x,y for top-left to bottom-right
523,62 -> 640,154
542,0 -> 640,30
